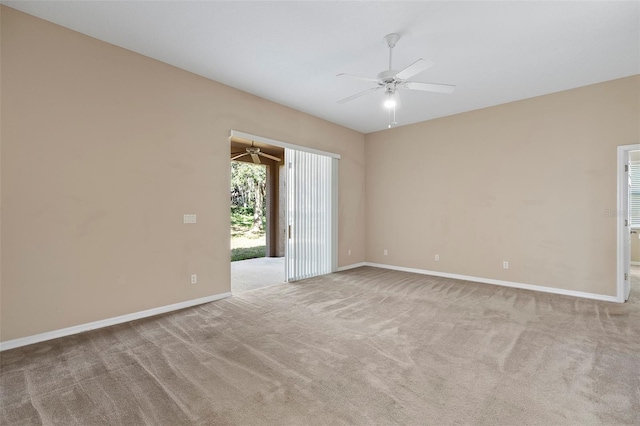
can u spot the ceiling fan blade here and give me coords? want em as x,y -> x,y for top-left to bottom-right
395,59 -> 434,80
250,153 -> 261,164
259,152 -> 282,162
231,152 -> 249,161
336,73 -> 379,83
403,81 -> 456,94
337,87 -> 381,104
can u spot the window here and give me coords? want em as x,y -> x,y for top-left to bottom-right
629,161 -> 640,227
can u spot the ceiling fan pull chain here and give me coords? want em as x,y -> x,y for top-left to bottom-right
388,105 -> 397,128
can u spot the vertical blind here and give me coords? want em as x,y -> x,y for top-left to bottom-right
285,148 -> 334,281
630,161 -> 640,227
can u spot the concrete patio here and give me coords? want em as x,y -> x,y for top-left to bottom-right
231,256 -> 285,294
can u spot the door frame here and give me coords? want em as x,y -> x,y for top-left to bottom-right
230,130 -> 340,279
617,143 -> 640,302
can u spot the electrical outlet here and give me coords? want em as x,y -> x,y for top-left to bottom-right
503,261 -> 509,269
384,249 -> 388,256
191,274 -> 197,284
348,249 -> 351,256
435,254 -> 440,261
183,214 -> 197,224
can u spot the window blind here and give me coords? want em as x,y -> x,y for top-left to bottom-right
285,148 -> 335,281
629,161 -> 640,227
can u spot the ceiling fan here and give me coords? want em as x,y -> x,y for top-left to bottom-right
337,33 -> 456,126
231,141 -> 281,164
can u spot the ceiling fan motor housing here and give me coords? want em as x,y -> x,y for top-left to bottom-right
377,70 -> 399,83
384,33 -> 401,48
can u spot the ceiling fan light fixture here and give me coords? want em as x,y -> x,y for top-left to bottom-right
384,87 -> 397,109
384,95 -> 396,109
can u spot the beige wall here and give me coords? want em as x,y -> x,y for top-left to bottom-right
631,232 -> 640,263
366,75 -> 640,297
0,7 -> 366,342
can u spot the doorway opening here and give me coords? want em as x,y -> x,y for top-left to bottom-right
626,148 -> 640,301
617,144 -> 640,302
229,130 -> 340,294
230,137 -> 285,294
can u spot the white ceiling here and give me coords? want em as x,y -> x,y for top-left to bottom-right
4,1 -> 639,134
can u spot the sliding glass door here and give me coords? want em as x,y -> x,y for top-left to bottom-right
285,148 -> 337,281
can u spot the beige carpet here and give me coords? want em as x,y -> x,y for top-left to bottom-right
1,266 -> 639,425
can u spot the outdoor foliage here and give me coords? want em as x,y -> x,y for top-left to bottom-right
231,245 -> 267,262
230,161 -> 267,262
231,206 -> 254,216
230,162 -> 266,233
231,211 -> 266,238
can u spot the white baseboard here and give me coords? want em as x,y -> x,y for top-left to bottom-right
364,263 -> 619,303
0,292 -> 232,352
631,261 -> 640,266
1,261 -> 620,352
337,262 -> 367,272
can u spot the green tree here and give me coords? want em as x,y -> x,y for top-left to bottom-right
230,162 -> 266,233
